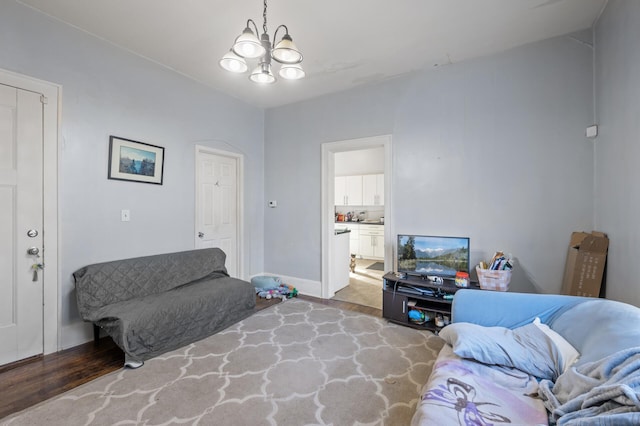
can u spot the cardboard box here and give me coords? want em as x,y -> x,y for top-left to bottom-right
561,231 -> 608,297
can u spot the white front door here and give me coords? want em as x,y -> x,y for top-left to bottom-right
0,83 -> 44,365
195,148 -> 242,277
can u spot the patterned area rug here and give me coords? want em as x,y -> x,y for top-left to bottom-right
2,299 -> 444,426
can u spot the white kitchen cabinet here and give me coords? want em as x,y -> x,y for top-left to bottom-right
359,234 -> 374,258
359,225 -> 384,259
362,174 -> 384,206
334,175 -> 363,206
335,176 -> 347,206
345,175 -> 363,205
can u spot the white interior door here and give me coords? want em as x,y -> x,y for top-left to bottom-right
195,148 -> 241,277
0,83 -> 44,365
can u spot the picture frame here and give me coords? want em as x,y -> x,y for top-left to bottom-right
108,136 -> 164,185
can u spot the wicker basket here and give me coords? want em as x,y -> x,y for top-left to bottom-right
476,266 -> 511,291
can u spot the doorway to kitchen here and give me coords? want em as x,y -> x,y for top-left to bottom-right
320,135 -> 392,308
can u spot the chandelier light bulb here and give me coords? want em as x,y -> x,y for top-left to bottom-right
249,64 -> 276,84
232,27 -> 266,59
279,63 -> 305,80
219,50 -> 248,73
272,34 -> 303,64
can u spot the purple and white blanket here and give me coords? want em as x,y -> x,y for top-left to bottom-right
411,345 -> 548,426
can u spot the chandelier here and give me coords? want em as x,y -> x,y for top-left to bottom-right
219,0 -> 305,84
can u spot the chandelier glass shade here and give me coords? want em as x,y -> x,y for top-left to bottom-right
250,63 -> 276,84
219,50 -> 248,73
232,28 -> 265,59
272,34 -> 303,64
220,0 -> 304,84
278,63 -> 305,80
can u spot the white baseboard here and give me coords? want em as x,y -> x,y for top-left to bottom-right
251,272 -> 323,298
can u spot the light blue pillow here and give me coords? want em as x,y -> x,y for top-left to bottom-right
439,322 -> 562,380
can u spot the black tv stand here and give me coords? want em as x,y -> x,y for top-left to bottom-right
382,272 -> 479,333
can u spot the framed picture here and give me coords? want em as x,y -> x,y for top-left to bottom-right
108,136 -> 164,185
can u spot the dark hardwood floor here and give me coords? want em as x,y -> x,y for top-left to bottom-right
0,295 -> 380,420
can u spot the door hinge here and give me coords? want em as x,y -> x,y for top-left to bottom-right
40,95 -> 48,105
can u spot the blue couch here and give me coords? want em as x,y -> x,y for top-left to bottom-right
452,290 -> 640,365
412,290 -> 640,425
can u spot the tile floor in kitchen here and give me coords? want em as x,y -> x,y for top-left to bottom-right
331,258 -> 385,309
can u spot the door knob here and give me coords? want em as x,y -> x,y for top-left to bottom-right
27,247 -> 40,256
198,232 -> 204,238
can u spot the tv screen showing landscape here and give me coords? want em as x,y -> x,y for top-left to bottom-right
397,235 -> 470,277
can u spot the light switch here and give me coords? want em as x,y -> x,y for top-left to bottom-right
121,209 -> 130,222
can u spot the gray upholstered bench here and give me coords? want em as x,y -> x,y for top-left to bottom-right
73,248 -> 255,368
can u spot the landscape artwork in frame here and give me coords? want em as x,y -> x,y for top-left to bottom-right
108,136 -> 164,185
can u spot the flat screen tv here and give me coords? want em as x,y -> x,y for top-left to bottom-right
397,234 -> 470,278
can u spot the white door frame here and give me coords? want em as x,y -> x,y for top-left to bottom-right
194,145 -> 245,279
321,135 -> 392,299
0,68 -> 60,356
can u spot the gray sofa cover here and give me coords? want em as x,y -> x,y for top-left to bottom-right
73,248 -> 255,366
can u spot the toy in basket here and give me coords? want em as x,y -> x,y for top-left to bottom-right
476,267 -> 511,291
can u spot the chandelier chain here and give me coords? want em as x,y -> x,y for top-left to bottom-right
263,0 -> 268,35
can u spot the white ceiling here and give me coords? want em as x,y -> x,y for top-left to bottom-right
18,0 -> 607,109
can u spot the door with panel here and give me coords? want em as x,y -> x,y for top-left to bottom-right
195,150 -> 240,277
0,83 -> 44,365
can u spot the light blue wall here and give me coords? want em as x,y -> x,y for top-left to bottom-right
2,0 -> 625,350
594,0 -> 640,307
0,1 -> 265,347
265,32 -> 595,295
